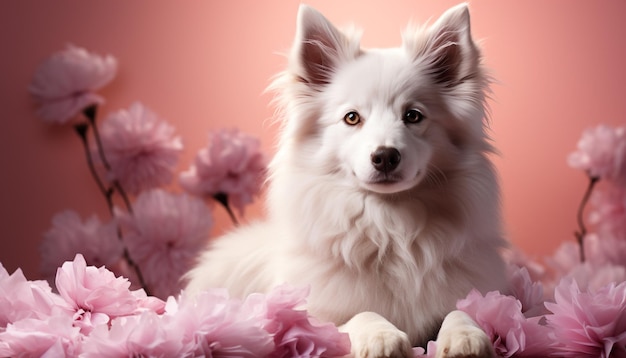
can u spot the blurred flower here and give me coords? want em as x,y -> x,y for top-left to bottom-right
180,128 -> 266,215
568,125 -> 626,184
544,238 -> 626,296
588,185 -> 626,241
502,247 -> 547,285
40,210 -> 123,281
116,189 -> 213,298
55,254 -> 161,334
29,44 -> 117,124
0,263 -> 64,328
507,266 -> 546,317
99,102 -> 183,194
457,289 -> 556,357
545,279 -> 626,357
167,290 -> 273,357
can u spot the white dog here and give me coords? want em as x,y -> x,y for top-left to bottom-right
186,3 -> 507,357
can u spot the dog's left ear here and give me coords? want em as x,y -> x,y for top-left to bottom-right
406,3 -> 480,86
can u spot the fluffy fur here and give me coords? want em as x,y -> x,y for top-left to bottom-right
186,3 -> 508,357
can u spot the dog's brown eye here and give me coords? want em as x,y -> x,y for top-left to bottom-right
404,109 -> 425,124
343,111 -> 361,125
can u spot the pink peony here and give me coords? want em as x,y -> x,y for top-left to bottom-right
81,310 -> 186,357
545,279 -> 626,357
99,102 -> 183,194
55,254 -> 162,334
269,309 -> 351,358
29,44 -> 117,124
40,210 -> 123,281
502,247 -> 547,284
167,290 -> 274,357
568,125 -> 626,184
180,128 -> 266,215
0,315 -> 82,357
0,263 -> 64,328
116,189 -> 213,298
507,265 -> 546,317
457,289 -> 556,357
244,284 -> 351,357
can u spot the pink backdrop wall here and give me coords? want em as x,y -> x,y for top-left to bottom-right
1,1 -> 625,279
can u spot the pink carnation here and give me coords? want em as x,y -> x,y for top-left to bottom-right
568,125 -> 626,184
0,264 -> 64,328
0,315 -> 82,357
180,128 -> 266,214
244,284 -> 350,357
269,309 -> 351,358
545,279 -> 626,357
99,102 -> 183,194
507,266 -> 546,317
457,289 -> 556,357
55,254 -> 161,334
116,189 -> 213,298
81,310 -> 186,357
29,44 -> 117,124
167,290 -> 274,357
40,210 -> 123,281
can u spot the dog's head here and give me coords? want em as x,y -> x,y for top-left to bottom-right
271,3 -> 491,195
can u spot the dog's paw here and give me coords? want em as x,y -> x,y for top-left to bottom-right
342,311 -> 412,358
351,328 -> 412,358
435,310 -> 494,358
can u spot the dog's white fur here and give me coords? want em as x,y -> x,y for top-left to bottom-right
186,4 -> 507,357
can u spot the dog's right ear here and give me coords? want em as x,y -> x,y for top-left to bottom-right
290,5 -> 361,86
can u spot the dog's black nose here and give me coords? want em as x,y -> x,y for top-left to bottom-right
371,146 -> 401,173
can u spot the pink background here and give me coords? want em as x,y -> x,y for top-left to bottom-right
1,1 -> 625,279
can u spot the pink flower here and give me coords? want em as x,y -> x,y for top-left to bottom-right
543,241 -> 581,295
29,44 -> 117,124
545,279 -> 626,357
99,102 -> 183,194
55,254 -> 161,334
269,309 -> 351,358
502,247 -> 548,287
412,341 -> 437,358
180,129 -> 266,214
544,239 -> 626,295
40,210 -> 123,281
568,125 -> 626,184
244,284 -> 350,357
507,266 -> 546,317
457,290 -> 556,357
168,290 -> 274,357
0,264 -> 64,328
0,315 -> 82,357
81,310 -> 186,357
116,189 -> 213,298
588,185 -> 626,241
